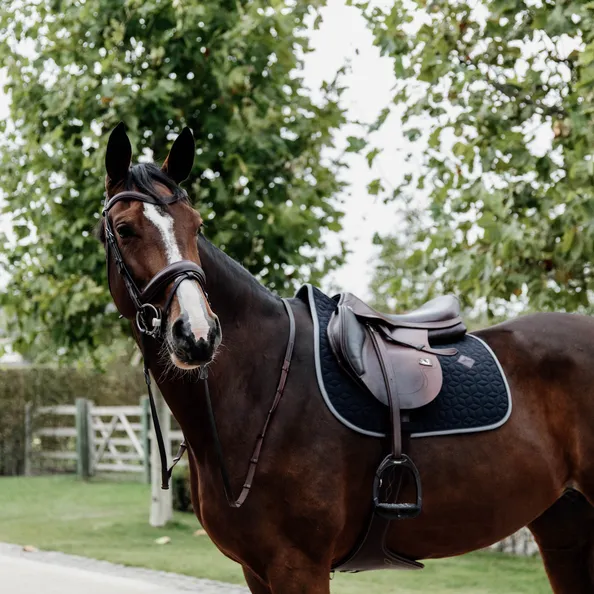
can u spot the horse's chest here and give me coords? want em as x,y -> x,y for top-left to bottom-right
191,468 -> 266,563
197,496 -> 267,568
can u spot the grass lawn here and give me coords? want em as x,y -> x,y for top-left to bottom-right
0,476 -> 551,593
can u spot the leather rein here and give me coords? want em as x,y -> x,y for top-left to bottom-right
103,190 -> 296,507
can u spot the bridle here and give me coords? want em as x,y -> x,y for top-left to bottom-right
102,189 -> 296,508
103,190 -> 207,337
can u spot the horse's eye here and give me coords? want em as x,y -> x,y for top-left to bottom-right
116,224 -> 135,239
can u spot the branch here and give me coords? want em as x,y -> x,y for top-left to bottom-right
463,57 -> 567,119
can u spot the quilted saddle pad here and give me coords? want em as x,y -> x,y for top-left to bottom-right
296,284 -> 512,438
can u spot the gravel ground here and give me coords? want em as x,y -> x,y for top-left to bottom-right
0,542 -> 248,594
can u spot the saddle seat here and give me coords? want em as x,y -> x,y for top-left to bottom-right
340,294 -> 465,341
381,295 -> 460,325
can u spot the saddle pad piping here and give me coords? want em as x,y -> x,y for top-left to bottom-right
306,283 -> 384,438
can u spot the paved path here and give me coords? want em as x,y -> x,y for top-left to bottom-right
0,543 -> 248,593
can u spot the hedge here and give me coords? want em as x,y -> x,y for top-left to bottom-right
172,464 -> 193,513
0,364 -> 144,475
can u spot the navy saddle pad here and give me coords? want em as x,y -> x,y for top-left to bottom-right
296,284 -> 511,438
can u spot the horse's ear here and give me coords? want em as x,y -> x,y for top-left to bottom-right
162,127 -> 195,184
105,122 -> 132,185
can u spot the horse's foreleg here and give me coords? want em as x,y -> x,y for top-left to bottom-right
243,557 -> 330,594
529,490 -> 594,594
264,552 -> 331,594
242,567 -> 271,594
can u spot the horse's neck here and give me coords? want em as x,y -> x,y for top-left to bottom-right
147,237 -> 288,467
196,236 -> 280,324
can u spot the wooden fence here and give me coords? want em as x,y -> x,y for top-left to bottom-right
26,397 -> 184,481
24,388 -> 183,527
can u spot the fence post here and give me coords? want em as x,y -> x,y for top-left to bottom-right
149,380 -> 173,527
76,398 -> 92,479
141,395 -> 151,485
24,402 -> 33,476
88,401 -> 95,476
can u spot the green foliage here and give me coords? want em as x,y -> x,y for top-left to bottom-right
361,1 -> 594,316
0,0 -> 347,361
0,364 -> 143,475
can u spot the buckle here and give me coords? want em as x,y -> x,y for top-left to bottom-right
136,303 -> 162,336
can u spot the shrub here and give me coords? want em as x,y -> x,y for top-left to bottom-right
172,465 -> 193,513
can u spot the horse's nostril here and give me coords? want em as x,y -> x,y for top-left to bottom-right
172,317 -> 189,340
207,322 -> 220,345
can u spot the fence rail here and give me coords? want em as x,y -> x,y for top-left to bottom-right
26,397 -> 184,481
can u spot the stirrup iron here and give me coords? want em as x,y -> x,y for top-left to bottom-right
373,454 -> 422,520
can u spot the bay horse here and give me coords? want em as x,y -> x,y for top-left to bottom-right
101,123 -> 594,593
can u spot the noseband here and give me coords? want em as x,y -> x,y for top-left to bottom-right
103,190 -> 207,337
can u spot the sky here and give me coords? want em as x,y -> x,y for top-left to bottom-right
305,0 -> 572,300
303,0 -> 404,298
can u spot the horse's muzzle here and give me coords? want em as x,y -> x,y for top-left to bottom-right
170,314 -> 221,368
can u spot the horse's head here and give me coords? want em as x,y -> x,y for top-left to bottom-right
101,123 -> 221,370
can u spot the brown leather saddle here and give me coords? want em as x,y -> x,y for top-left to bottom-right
328,293 -> 466,520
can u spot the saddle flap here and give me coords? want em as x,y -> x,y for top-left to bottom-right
362,335 -> 442,409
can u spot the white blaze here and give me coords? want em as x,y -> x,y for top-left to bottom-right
143,203 -> 210,340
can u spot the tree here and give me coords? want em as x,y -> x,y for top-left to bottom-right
0,0 -> 346,362
360,0 -> 594,317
